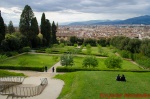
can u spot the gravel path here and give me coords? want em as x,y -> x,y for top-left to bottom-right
1,61 -> 65,99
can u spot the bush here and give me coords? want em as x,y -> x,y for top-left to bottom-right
5,51 -> 19,57
105,56 -> 123,69
59,43 -> 65,47
56,66 -> 150,72
45,48 -> 52,54
60,53 -> 74,66
22,46 -> 31,52
74,44 -> 78,47
82,56 -> 98,68
0,65 -> 44,72
119,50 -> 131,58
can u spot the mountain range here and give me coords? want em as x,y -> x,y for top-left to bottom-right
68,15 -> 150,25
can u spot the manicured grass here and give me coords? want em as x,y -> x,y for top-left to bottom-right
0,54 -> 59,68
0,70 -> 25,77
55,71 -> 150,99
73,56 -> 141,70
81,47 -> 116,56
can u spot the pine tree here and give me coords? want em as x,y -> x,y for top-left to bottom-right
52,21 -> 58,44
8,20 -> 15,34
0,10 -> 5,45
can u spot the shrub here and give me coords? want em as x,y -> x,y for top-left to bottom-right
22,46 -> 31,52
74,44 -> 78,47
0,65 -> 44,72
60,53 -> 74,66
45,48 -> 52,54
105,56 -> 123,69
119,50 -> 131,58
82,56 -> 98,68
59,43 -> 65,47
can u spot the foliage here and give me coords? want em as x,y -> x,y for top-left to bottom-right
105,56 -> 123,68
82,56 -> 98,68
1,34 -> 21,51
0,11 -> 5,44
22,46 -> 31,52
119,50 -> 131,58
70,36 -> 78,45
0,70 -> 25,77
97,38 -> 107,47
0,65 -> 44,72
52,21 -> 58,44
84,38 -> 97,46
45,48 -> 52,54
8,20 -> 15,34
74,44 -> 78,47
19,5 -> 34,36
60,53 -> 74,66
0,54 -> 7,61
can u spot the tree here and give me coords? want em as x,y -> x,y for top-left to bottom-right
82,56 -> 98,68
104,56 -> 123,69
40,13 -> 46,46
0,10 -> 5,45
19,5 -> 34,37
30,17 -> 39,47
1,34 -> 21,51
8,20 -> 15,34
45,19 -> 51,46
52,21 -> 58,44
70,36 -> 78,45
60,53 -> 74,66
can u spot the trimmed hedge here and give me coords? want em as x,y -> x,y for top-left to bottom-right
0,65 -> 44,72
56,66 -> 150,72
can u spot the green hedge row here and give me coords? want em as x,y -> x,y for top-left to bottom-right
56,66 -> 150,72
0,66 -> 44,72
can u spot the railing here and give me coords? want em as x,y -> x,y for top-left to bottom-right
0,76 -> 25,93
2,78 -> 48,98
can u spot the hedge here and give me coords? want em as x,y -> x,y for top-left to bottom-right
56,66 -> 150,72
0,65 -> 44,72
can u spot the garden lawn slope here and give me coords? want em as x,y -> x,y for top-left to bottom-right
55,71 -> 150,99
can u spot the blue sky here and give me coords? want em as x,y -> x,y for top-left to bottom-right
0,0 -> 150,26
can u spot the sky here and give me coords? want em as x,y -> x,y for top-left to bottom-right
0,0 -> 150,26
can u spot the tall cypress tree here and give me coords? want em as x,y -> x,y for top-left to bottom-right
45,19 -> 51,46
40,13 -> 47,46
52,21 -> 58,44
30,17 -> 39,47
0,10 -> 5,45
19,5 -> 34,37
8,20 -> 15,34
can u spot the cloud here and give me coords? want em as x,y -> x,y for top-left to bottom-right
0,0 -> 150,25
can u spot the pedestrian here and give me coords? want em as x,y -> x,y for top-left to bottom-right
45,66 -> 47,72
52,67 -> 55,72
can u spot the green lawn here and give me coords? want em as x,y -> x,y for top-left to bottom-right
55,71 -> 150,99
73,56 -> 141,70
0,70 -> 25,77
0,54 -> 59,68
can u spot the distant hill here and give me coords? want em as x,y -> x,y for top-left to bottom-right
68,15 -> 150,25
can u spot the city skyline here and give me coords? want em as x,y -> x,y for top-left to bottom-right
0,0 -> 150,26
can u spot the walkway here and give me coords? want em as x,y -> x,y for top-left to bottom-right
0,61 -> 65,99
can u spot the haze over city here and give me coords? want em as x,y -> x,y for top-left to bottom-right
0,0 -> 150,26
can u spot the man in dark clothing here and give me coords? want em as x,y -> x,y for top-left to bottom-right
45,66 -> 47,72
116,74 -> 121,81
121,75 -> 126,81
52,67 -> 55,72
